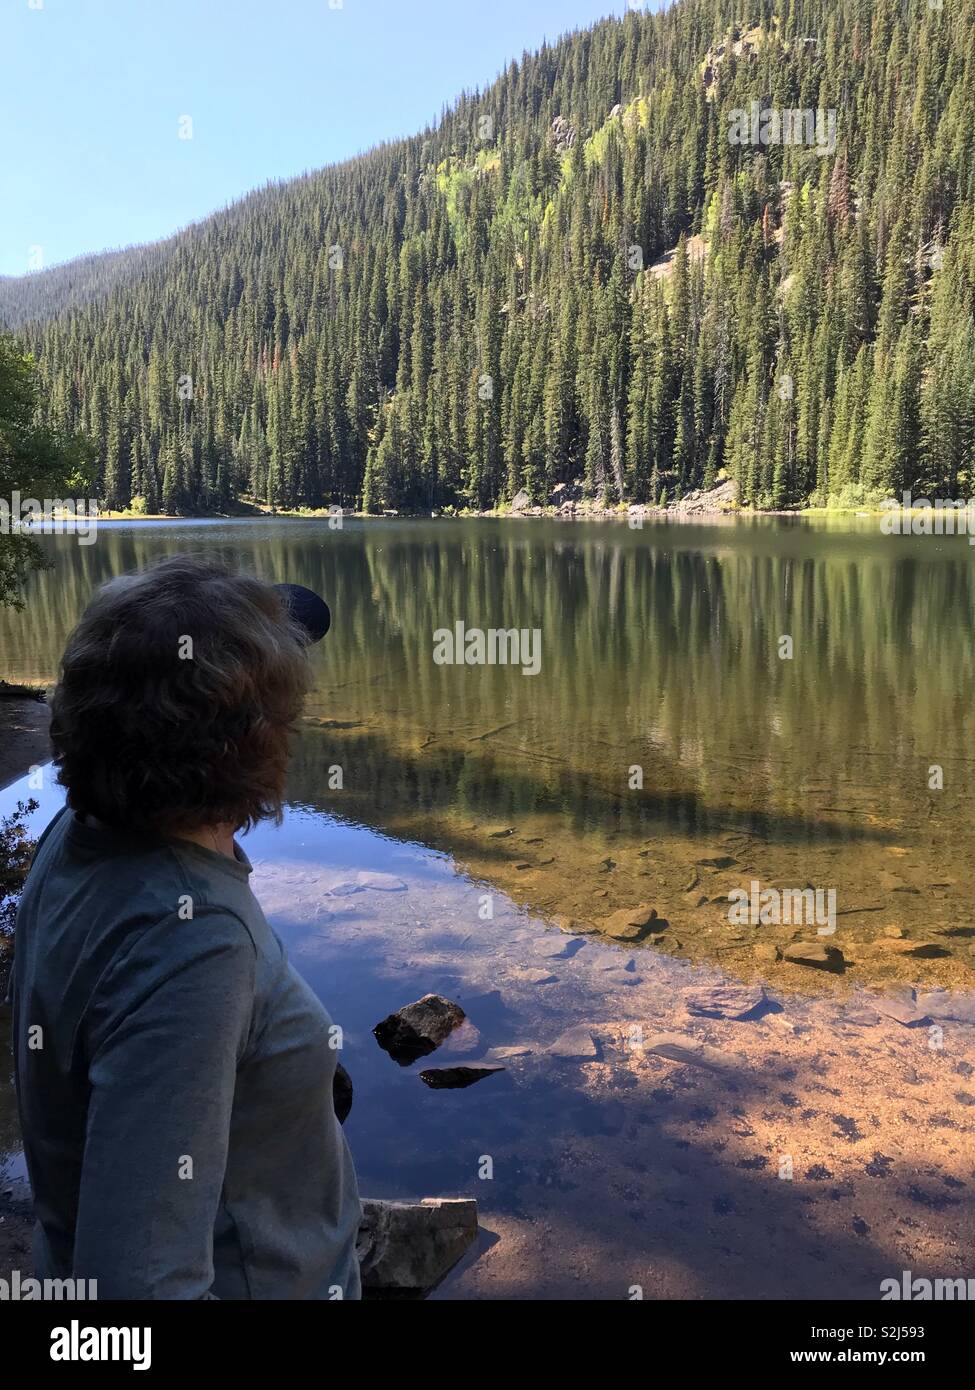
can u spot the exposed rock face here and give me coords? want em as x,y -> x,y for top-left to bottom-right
668,478 -> 737,513
550,115 -> 576,152
511,488 -> 531,512
357,1198 -> 478,1296
373,994 -> 467,1065
781,941 -> 846,973
419,1064 -> 505,1089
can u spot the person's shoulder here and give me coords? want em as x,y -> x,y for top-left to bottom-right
23,804 -> 71,873
125,903 -> 260,972
84,905 -> 261,1062
91,904 -> 260,1029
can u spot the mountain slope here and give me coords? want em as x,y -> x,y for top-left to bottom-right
4,0 -> 975,513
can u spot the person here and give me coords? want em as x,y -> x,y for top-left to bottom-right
10,553 -> 361,1299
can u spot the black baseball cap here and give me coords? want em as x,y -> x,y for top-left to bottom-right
274,582 -> 331,644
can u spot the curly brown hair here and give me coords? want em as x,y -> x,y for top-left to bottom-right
50,554 -> 311,834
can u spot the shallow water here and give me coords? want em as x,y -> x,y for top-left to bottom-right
0,514 -> 973,992
1,775 -> 973,1299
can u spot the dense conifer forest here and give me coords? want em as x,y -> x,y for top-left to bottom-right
2,0 -> 975,515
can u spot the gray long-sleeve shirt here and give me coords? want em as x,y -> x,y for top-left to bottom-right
10,808 -> 361,1299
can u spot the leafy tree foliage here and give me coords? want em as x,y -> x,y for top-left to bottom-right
0,334 -> 91,605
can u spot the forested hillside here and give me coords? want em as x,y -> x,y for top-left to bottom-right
3,0 -> 975,514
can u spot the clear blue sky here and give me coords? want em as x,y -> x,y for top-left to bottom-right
0,0 -> 646,276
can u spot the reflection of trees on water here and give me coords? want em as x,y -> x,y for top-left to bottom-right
288,717 -> 890,854
1,520 -> 972,840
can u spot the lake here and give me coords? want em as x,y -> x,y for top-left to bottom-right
2,513 -> 974,992
2,514 -> 974,1298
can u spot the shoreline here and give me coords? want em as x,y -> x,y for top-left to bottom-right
0,698 -> 50,793
81,502 -> 963,524
0,701 -> 50,1276
91,503 -> 886,521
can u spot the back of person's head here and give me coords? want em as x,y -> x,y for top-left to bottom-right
51,553 -> 310,834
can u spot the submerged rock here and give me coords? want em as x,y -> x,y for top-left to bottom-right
603,969 -> 643,986
686,984 -> 769,1020
374,993 -> 466,1065
642,1032 -> 735,1071
915,991 -> 975,1025
327,880 -> 364,897
881,938 -> 951,959
438,1018 -> 483,1055
598,904 -> 667,941
781,941 -> 846,973
419,1064 -> 505,1089
695,852 -> 739,870
521,968 -> 558,985
356,871 -> 407,891
546,1025 -> 600,1059
534,934 -> 584,958
870,995 -> 931,1027
357,1197 -> 478,1295
551,914 -> 598,934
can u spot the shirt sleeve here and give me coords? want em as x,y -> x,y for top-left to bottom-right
72,908 -> 257,1299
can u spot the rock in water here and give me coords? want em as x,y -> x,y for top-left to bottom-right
436,1019 -> 484,1060
915,991 -> 975,1025
373,993 -> 466,1065
695,852 -> 739,870
604,969 -> 642,986
781,941 -> 846,973
642,1032 -> 735,1072
598,904 -> 667,941
871,995 -> 931,1027
357,1198 -> 478,1296
881,938 -> 951,959
327,880 -> 364,897
355,871 -> 407,891
534,934 -> 584,958
419,1064 -> 505,1089
686,984 -> 768,1020
333,1061 -> 353,1123
546,1024 -> 600,1059
551,914 -> 597,934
